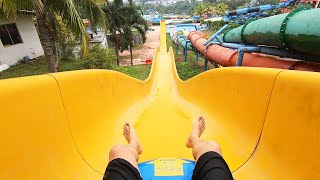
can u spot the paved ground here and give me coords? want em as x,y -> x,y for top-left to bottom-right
119,26 -> 160,66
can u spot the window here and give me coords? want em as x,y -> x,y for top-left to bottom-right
0,23 -> 23,47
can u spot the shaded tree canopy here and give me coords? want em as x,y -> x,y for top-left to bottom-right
141,0 -> 280,16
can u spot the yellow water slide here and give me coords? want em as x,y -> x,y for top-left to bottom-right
0,21 -> 319,179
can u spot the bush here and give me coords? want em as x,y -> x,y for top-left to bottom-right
82,45 -> 116,69
206,20 -> 225,31
60,38 -> 77,60
203,20 -> 241,33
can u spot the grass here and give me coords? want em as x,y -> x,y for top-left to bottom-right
113,65 -> 151,80
175,60 -> 204,81
0,34 -> 210,81
166,33 -> 209,80
0,56 -> 151,81
0,57 -> 85,80
0,41 -> 151,81
0,59 -> 49,79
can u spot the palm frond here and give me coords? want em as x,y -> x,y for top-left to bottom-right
1,0 -> 34,18
1,0 -> 17,18
74,0 -> 108,30
48,0 -> 89,56
133,24 -> 146,43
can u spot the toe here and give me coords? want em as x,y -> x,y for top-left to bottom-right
126,123 -> 132,130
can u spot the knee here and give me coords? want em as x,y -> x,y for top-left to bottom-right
110,144 -> 125,151
108,144 -> 139,164
109,145 -> 126,156
109,145 -> 138,159
192,140 -> 223,161
207,141 -> 222,155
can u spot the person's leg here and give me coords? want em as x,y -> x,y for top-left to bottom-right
186,116 -> 233,180
109,123 -> 143,169
104,123 -> 143,180
186,116 -> 221,161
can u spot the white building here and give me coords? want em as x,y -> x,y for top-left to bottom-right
0,15 -> 44,66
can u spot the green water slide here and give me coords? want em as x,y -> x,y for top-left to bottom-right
177,36 -> 195,51
223,8 -> 320,57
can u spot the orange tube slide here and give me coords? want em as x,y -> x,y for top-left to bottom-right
187,31 -> 320,72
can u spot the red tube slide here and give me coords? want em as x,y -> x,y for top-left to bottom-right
187,31 -> 320,72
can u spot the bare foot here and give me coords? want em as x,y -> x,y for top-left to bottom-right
186,116 -> 206,148
123,123 -> 143,155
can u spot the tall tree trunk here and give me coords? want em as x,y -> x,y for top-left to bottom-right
55,41 -> 60,70
130,44 -> 133,66
33,0 -> 58,73
115,43 -> 120,65
114,34 -> 120,65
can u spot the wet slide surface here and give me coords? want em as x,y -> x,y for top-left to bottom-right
0,21 -> 320,179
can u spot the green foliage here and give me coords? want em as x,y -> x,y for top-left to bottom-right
119,5 -> 148,51
0,57 -> 85,79
82,45 -> 116,69
166,33 -> 205,80
205,20 -> 225,31
194,2 -> 214,16
228,22 -> 241,30
213,2 -> 228,16
112,65 -> 151,80
176,30 -> 184,36
53,16 -> 78,60
203,0 -> 279,10
194,2 -> 228,17
142,2 -> 199,16
294,2 -> 314,9
0,57 -> 151,80
59,37 -> 77,60
202,20 -> 240,32
176,61 -> 204,81
103,1 -> 147,65
0,0 -> 107,72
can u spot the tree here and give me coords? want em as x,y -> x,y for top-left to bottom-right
102,0 -> 125,65
103,0 -> 147,66
142,2 -> 199,16
194,2 -> 214,17
0,0 -> 107,72
213,2 -> 228,16
123,5 -> 147,66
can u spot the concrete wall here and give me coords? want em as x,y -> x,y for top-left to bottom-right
0,15 -> 44,66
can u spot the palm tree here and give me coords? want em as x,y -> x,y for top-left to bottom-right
102,0 -> 147,66
0,0 -> 107,72
123,5 -> 147,66
102,0 -> 124,65
194,2 -> 214,17
213,2 -> 229,16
